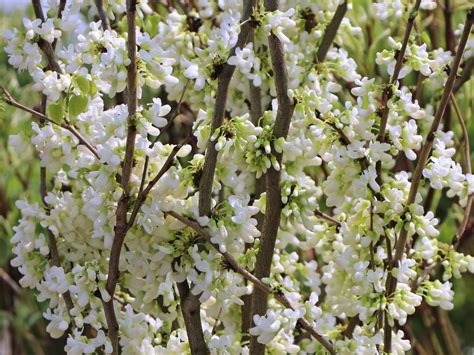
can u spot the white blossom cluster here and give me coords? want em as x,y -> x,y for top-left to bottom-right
3,0 -> 474,354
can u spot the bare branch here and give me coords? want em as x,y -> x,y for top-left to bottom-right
383,9 -> 473,352
316,1 -> 348,63
167,211 -> 336,354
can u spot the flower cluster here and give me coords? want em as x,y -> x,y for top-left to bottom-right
4,0 -> 473,354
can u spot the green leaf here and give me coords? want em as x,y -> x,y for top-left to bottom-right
69,95 -> 88,117
73,76 -> 90,95
147,15 -> 161,37
421,31 -> 432,49
47,100 -> 64,122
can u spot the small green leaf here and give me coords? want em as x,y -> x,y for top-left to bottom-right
47,100 -> 64,122
147,15 -> 161,37
73,76 -> 90,95
421,31 -> 432,49
69,95 -> 88,117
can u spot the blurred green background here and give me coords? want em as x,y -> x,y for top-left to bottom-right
0,2 -> 472,354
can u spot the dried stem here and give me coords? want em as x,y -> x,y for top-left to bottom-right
1,87 -> 100,160
316,1 -> 348,63
167,211 -> 336,354
249,1 -> 296,354
198,0 -> 257,216
103,1 -> 138,353
383,10 -> 474,352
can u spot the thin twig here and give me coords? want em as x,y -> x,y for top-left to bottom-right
1,87 -> 100,160
451,93 -> 472,249
127,135 -> 193,230
167,211 -> 336,354
103,1 -> 138,353
314,210 -> 341,226
316,1 -> 348,63
198,0 -> 258,217
52,0 -> 66,49
383,10 -> 473,352
137,81 -> 189,198
376,0 -> 422,185
454,58 -> 473,93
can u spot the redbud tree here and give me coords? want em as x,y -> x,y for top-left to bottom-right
1,0 -> 473,354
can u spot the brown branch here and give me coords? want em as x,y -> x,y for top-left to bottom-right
52,0 -> 66,49
167,211 -> 336,354
1,87 -> 100,160
137,81 -> 189,199
176,281 -> 209,355
314,209 -> 341,226
451,93 -> 472,249
249,1 -> 296,354
453,58 -> 473,93
198,0 -> 257,217
242,19 -> 264,338
383,10 -> 474,352
127,135 -> 193,230
316,1 -> 348,63
103,1 -> 138,353
95,0 -> 111,31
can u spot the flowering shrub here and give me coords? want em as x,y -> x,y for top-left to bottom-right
2,0 -> 473,354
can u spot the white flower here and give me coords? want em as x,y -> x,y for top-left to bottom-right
249,310 -> 282,344
150,98 -> 171,127
423,280 -> 454,310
